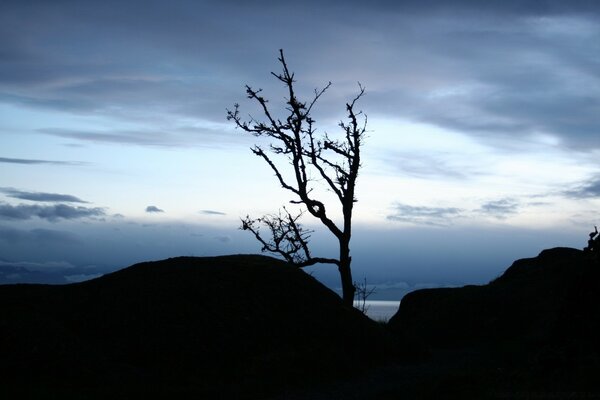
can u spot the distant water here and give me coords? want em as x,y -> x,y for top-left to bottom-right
354,300 -> 400,322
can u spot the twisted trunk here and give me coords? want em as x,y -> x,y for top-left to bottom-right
339,240 -> 355,307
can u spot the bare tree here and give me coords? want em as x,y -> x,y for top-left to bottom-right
354,277 -> 377,315
227,50 -> 366,306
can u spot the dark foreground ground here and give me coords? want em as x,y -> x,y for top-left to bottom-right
1,249 -> 599,399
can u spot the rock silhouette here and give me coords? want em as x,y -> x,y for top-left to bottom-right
389,247 -> 600,395
0,255 -> 400,398
2,249 -> 599,398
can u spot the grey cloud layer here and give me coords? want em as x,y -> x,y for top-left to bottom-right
0,203 -> 105,221
0,259 -> 102,284
0,188 -> 87,203
0,225 -> 81,245
563,176 -> 600,199
387,203 -> 463,226
1,1 -> 599,150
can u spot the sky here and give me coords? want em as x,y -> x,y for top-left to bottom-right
1,0 -> 599,299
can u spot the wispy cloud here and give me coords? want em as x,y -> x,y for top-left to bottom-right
382,151 -> 471,180
563,176 -> 600,199
200,210 -> 227,216
36,125 -> 242,148
0,260 -> 76,271
387,203 -> 463,226
478,198 -> 520,219
373,281 -> 410,291
64,273 -> 103,283
214,235 -> 231,243
0,157 -> 85,166
38,128 -> 180,147
0,188 -> 88,203
145,205 -> 164,213
0,203 -> 105,222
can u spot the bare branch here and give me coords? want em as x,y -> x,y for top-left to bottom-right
251,146 -> 300,195
306,81 -> 332,115
240,209 -> 339,267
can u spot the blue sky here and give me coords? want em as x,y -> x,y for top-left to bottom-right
1,0 -> 599,298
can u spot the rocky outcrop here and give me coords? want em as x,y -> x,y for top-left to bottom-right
388,247 -> 600,392
0,255 -> 398,398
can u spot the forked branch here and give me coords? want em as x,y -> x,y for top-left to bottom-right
241,208 -> 339,268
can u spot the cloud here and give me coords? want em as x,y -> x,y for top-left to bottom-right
563,176 -> 600,199
361,1 -> 600,15
0,226 -> 81,246
478,198 -> 520,219
145,206 -> 164,213
387,203 -> 463,226
0,203 -> 105,221
0,220 -> 261,282
412,282 -> 457,290
214,235 -> 232,243
382,151 -> 475,180
0,259 -> 102,284
0,260 -> 75,271
200,210 -> 227,216
0,188 -> 88,203
38,128 -> 182,147
64,273 -> 103,283
373,281 -> 411,291
0,157 -> 85,166
35,124 -> 246,148
30,228 -> 82,244
1,1 -> 599,152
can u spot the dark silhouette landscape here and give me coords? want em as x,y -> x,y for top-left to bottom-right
3,3 -> 600,398
2,247 -> 600,398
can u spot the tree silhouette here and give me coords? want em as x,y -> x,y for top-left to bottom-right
227,50 -> 366,306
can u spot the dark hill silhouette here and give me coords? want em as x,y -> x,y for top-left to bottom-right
389,247 -> 600,395
4,249 -> 599,399
0,255 -> 401,398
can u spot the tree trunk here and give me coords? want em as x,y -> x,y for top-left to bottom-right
339,239 -> 355,307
